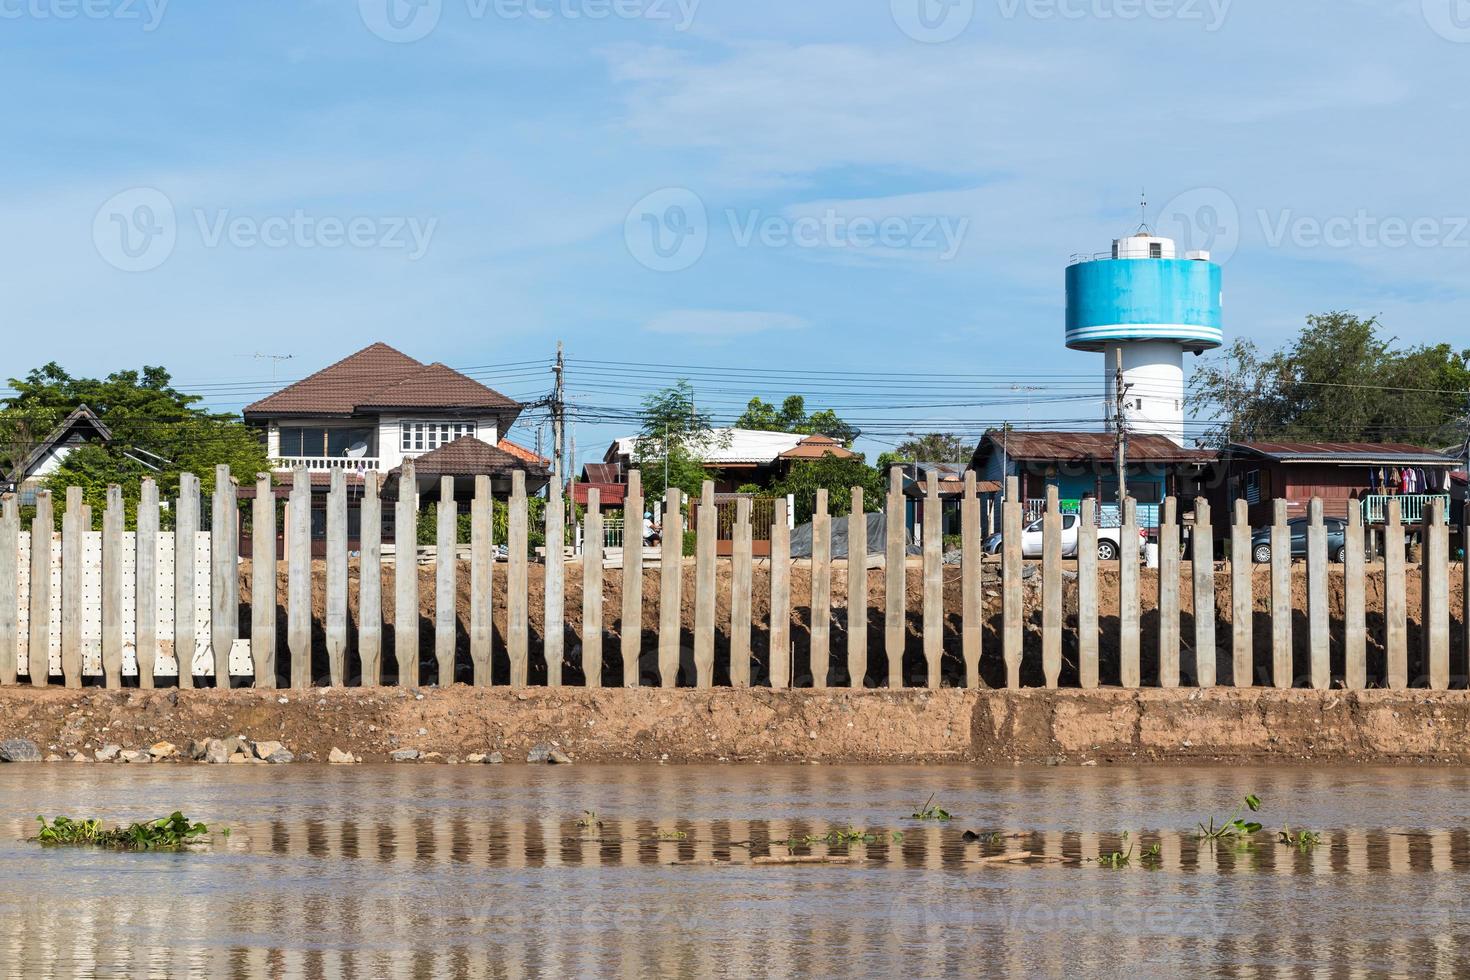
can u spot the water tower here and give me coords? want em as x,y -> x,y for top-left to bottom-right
1065,225 -> 1223,446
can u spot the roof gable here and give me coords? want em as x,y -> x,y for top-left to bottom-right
16,405 -> 112,481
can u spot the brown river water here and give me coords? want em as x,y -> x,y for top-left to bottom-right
1,764 -> 1468,978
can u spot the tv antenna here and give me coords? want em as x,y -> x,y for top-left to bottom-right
249,352 -> 295,380
1136,189 -> 1151,235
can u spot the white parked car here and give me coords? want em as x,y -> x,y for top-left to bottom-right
983,515 -> 1147,561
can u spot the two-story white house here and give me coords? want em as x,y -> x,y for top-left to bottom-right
243,342 -> 548,544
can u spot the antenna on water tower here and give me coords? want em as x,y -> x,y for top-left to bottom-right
1136,189 -> 1151,235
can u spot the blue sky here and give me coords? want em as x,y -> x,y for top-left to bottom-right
3,0 -> 1468,467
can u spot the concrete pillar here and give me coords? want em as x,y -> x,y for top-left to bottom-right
543,477 -> 564,687
770,496 -> 791,689
731,497 -> 753,688
1464,502 -> 1470,690
657,487 -> 682,688
693,482 -> 716,688
1231,498 -> 1252,687
960,474 -> 982,689
507,470 -> 529,688
211,466 -> 239,688
1270,498 -> 1292,689
1306,497 -> 1329,690
1385,498 -> 1407,690
846,488 -> 867,689
101,485 -> 124,687
1423,498 -> 1449,690
884,467 -> 905,688
326,469 -> 349,687
1078,498 -> 1099,689
1119,497 -> 1140,689
0,496 -> 16,685
1192,499 -> 1215,687
136,480 -> 158,689
61,485 -> 83,688
1158,497 -> 1180,689
252,474 -> 277,688
28,492 -> 53,685
1344,502 -> 1366,690
1042,484 -> 1062,688
811,487 -> 832,688
469,475 -> 491,687
359,473 -> 382,687
434,475 -> 456,687
394,461 -> 419,687
620,470 -> 644,688
582,488 -> 603,688
922,474 -> 942,690
1002,476 -> 1024,689
287,467 -> 311,690
175,473 -> 200,689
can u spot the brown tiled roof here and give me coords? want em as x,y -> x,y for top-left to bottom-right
778,434 -> 856,460
497,438 -> 549,466
243,343 -> 521,418
387,436 -> 548,478
978,430 -> 1216,465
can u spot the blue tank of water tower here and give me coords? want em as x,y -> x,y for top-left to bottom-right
1065,249 -> 1223,353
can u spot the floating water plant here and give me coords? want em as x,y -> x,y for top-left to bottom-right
911,794 -> 953,822
1198,795 -> 1263,841
576,810 -> 602,830
1278,825 -> 1322,850
34,812 -> 219,850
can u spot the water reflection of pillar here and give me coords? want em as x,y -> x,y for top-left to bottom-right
1078,831 -> 1101,865
1387,829 -> 1410,875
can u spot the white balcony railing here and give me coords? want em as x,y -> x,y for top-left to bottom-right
273,456 -> 381,473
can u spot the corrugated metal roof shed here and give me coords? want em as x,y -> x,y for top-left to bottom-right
1230,442 -> 1458,465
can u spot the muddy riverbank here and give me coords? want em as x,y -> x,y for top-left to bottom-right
4,687 -> 1470,765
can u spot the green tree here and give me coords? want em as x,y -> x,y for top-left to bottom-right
0,363 -> 271,527
890,432 -> 970,463
736,394 -> 859,446
634,380 -> 723,502
1189,313 -> 1470,447
770,454 -> 884,525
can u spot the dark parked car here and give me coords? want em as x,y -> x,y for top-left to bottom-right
1249,517 -> 1349,564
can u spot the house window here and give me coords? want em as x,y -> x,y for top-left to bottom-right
401,421 -> 476,453
278,427 -> 376,459
1245,469 -> 1271,505
1149,242 -> 1163,258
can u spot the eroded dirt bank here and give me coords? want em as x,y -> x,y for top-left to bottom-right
4,687 -> 1470,765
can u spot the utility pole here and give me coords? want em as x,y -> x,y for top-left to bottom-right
551,342 -> 566,489
1113,347 -> 1131,510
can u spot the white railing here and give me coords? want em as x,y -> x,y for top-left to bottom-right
273,457 -> 381,473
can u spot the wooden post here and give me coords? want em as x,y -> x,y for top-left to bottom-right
468,475 -> 491,687
28,492 -> 53,686
1344,502 -> 1366,690
0,496 -> 16,685
1231,498 -> 1252,687
1002,476 -> 1023,689
1192,499 -> 1215,688
323,469 -> 348,687
960,474 -> 981,689
1270,499 -> 1292,689
922,473 -> 942,689
544,477 -> 565,687
251,474 -> 277,688
812,487 -> 832,688
1385,498 -> 1407,690
434,475 -> 457,687
1158,497 -> 1180,689
730,497 -> 754,688
693,482 -> 716,688
136,481 -> 158,689
657,487 -> 682,688
1042,484 -> 1062,688
61,486 -> 83,688
101,485 -> 124,687
1424,497 -> 1450,691
1119,497 -> 1140,689
770,496 -> 791,689
286,467 -> 311,689
394,461 -> 418,687
175,473 -> 200,689
359,473 -> 382,687
884,467 -> 905,688
847,487 -> 868,689
1078,498 -> 1099,688
582,488 -> 603,688
620,470 -> 644,688
210,466 -> 239,687
507,470 -> 528,687
1306,497 -> 1329,690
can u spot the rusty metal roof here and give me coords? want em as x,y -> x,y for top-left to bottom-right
977,430 -> 1216,464
1229,442 -> 1458,465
